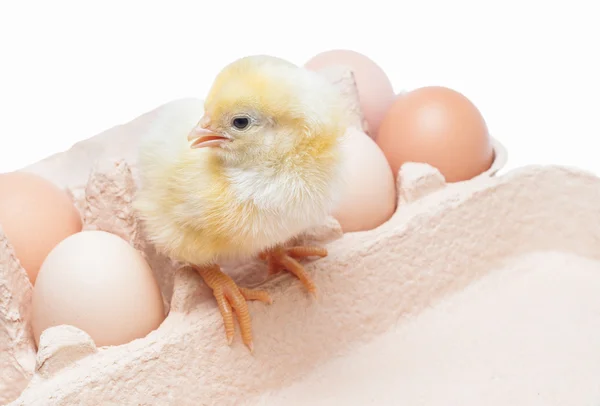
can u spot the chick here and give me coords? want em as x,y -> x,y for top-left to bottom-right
134,55 -> 347,351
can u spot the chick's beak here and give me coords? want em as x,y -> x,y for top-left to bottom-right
188,119 -> 231,149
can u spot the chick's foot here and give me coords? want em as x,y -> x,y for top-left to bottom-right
193,264 -> 272,352
259,245 -> 328,295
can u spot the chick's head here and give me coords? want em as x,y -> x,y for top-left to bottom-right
188,55 -> 346,166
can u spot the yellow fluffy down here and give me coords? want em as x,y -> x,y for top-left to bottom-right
133,55 -> 348,266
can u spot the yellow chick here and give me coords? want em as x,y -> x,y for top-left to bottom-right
133,55 -> 347,352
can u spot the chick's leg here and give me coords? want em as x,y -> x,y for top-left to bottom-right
193,264 -> 272,352
259,246 -> 328,295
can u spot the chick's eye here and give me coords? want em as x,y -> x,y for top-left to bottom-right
232,117 -> 250,130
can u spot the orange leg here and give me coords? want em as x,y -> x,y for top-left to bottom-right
193,264 -> 272,352
259,245 -> 328,296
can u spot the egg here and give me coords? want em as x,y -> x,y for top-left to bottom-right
31,230 -> 165,347
376,86 -> 495,182
0,171 -> 82,283
332,128 -> 396,232
305,49 -> 395,139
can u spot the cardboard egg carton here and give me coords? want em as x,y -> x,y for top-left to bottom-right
2,87 -> 600,405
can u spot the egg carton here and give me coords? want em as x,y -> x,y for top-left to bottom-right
3,100 -> 600,405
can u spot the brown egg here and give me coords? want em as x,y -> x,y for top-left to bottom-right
332,128 -> 396,232
0,171 -> 82,283
305,49 -> 395,139
376,86 -> 494,182
32,230 -> 165,347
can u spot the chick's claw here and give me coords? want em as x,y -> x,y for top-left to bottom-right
193,265 -> 272,352
260,245 -> 328,296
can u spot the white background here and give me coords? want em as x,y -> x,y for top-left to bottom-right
1,0 -> 598,175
